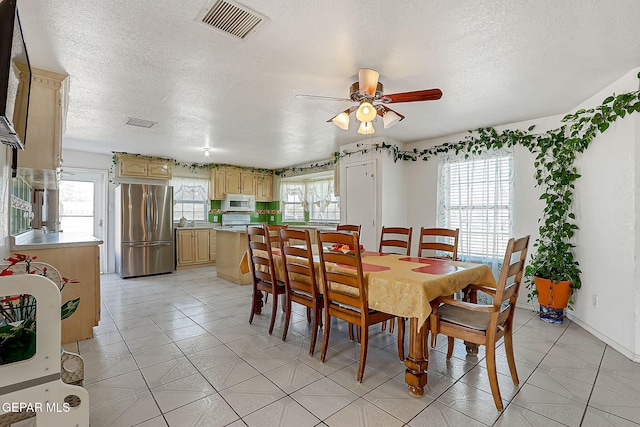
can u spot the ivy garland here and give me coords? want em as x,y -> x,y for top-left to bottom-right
111,77 -> 640,307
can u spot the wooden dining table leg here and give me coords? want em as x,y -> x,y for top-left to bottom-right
404,317 -> 428,397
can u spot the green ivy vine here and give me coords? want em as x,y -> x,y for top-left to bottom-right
110,75 -> 640,306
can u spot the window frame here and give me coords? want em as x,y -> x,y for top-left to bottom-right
437,148 -> 514,270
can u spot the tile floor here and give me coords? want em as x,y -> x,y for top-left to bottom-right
37,267 -> 640,426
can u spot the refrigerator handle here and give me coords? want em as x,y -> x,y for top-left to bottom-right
152,192 -> 158,233
145,191 -> 152,241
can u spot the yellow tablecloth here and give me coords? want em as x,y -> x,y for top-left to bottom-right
240,250 -> 496,326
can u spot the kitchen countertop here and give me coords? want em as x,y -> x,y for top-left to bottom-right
11,231 -> 103,250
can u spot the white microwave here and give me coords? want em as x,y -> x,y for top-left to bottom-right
222,194 -> 255,212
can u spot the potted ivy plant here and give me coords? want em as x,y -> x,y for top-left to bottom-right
524,129 -> 582,323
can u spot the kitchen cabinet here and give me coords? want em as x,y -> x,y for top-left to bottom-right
224,170 -> 241,194
255,172 -> 273,202
11,244 -> 101,344
14,64 -> 68,171
240,172 -> 255,195
209,169 -> 226,200
209,168 -> 256,199
224,170 -> 255,195
117,154 -> 172,179
176,228 -> 214,269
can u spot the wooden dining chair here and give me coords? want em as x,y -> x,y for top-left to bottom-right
316,230 -> 401,382
418,227 -> 459,259
378,226 -> 413,255
337,224 -> 361,234
377,226 -> 412,360
247,225 -> 286,335
279,228 -> 323,355
267,224 -> 288,248
429,235 -> 530,411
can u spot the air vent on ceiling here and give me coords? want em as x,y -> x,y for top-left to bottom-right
197,0 -> 269,41
124,117 -> 156,128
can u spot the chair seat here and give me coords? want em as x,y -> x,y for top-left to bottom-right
438,304 -> 506,331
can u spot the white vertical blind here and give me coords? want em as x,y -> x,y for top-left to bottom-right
437,149 -> 513,275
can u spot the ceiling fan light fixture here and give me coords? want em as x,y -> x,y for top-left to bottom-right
356,102 -> 376,122
383,110 -> 403,129
357,121 -> 375,135
331,112 -> 350,130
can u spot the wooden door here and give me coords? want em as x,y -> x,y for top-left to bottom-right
344,161 -> 377,250
119,158 -> 147,177
225,170 -> 241,194
194,229 -> 210,263
147,161 -> 172,178
177,230 -> 195,265
240,173 -> 255,195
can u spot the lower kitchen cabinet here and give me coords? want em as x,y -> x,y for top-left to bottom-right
176,228 -> 215,269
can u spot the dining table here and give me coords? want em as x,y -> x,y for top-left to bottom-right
240,248 -> 497,397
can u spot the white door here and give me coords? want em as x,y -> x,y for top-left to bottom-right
59,168 -> 107,274
344,161 -> 376,250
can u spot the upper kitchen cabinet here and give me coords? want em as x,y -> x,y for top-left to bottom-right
13,64 -> 68,171
209,168 -> 226,200
255,172 -> 273,202
225,169 -> 255,195
117,154 -> 172,179
209,168 -> 256,199
240,172 -> 255,195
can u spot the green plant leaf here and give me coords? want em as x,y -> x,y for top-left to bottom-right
61,298 -> 81,320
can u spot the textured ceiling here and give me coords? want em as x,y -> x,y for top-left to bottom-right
16,0 -> 640,169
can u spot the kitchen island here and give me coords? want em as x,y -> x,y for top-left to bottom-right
10,231 -> 103,344
215,227 -> 251,285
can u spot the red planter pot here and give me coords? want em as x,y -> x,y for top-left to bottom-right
534,276 -> 572,323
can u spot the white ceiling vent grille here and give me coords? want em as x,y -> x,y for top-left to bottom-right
124,117 -> 156,128
197,0 -> 269,41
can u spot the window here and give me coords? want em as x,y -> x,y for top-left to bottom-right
437,149 -> 513,274
280,175 -> 339,222
307,178 -> 340,221
280,182 -> 305,222
172,176 -> 209,222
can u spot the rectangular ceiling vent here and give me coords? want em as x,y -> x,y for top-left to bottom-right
124,117 -> 156,128
197,0 -> 269,41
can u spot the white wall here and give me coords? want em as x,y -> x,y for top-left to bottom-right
570,69 -> 640,360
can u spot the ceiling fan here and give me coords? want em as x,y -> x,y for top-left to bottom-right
297,68 -> 442,134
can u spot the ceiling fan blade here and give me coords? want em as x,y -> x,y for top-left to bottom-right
296,94 -> 351,102
381,88 -> 443,103
358,68 -> 380,97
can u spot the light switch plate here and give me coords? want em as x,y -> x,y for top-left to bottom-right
270,216 -> 274,221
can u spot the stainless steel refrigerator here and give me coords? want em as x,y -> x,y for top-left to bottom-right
115,184 -> 174,278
